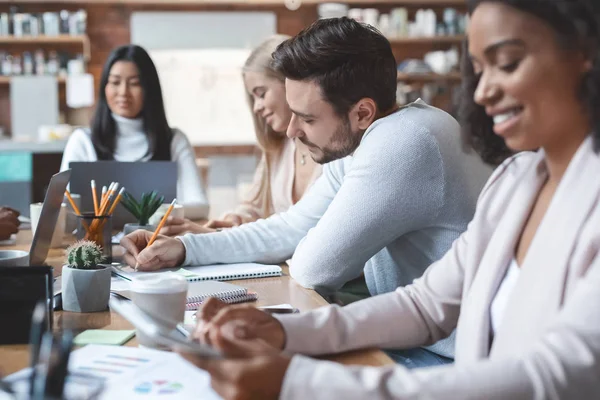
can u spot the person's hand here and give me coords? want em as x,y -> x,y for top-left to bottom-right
120,229 -> 186,271
159,217 -> 215,236
0,207 -> 20,240
204,216 -> 241,230
194,298 -> 286,352
178,324 -> 290,400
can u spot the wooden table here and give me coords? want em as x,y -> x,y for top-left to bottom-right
0,230 -> 393,375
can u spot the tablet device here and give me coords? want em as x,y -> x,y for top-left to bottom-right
108,297 -> 222,359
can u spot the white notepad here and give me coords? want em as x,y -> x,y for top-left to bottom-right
185,281 -> 257,310
112,262 -> 282,283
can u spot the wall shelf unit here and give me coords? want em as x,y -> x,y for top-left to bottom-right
0,75 -> 66,84
0,35 -> 91,61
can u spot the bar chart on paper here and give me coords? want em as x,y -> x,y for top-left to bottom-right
70,345 -> 221,399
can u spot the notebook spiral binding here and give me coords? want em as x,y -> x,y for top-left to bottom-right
187,271 -> 281,282
185,291 -> 258,311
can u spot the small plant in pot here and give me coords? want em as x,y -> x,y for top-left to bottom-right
120,191 -> 164,236
62,240 -> 111,313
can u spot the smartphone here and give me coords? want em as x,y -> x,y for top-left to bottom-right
109,297 -> 222,359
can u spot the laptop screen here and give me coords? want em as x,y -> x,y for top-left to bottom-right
68,161 -> 177,229
29,170 -> 71,266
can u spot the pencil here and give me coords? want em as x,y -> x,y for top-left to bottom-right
101,186 -> 107,206
97,187 -> 125,231
64,190 -> 81,216
91,180 -> 99,215
100,182 -> 115,213
148,198 -> 177,247
106,187 -> 125,216
135,198 -> 177,271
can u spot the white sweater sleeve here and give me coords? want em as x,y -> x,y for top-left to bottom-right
170,130 -> 209,219
276,227 -> 600,400
288,120 -> 444,292
60,129 -> 97,171
279,255 -> 600,399
178,161 -> 338,265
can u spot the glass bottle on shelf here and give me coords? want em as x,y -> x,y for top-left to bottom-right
59,10 -> 70,34
12,55 -> 22,75
0,52 -> 6,75
34,49 -> 45,75
43,12 -> 60,36
47,51 -> 59,76
2,55 -> 12,76
23,51 -> 33,75
77,10 -> 87,35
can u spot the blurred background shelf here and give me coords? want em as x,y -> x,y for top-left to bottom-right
0,34 -> 90,60
0,75 -> 66,84
0,34 -> 87,43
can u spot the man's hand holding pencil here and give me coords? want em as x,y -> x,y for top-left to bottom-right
120,199 -> 187,271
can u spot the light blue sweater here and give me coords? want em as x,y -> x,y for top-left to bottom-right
180,100 -> 493,357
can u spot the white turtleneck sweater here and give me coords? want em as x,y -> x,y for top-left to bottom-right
60,113 -> 209,219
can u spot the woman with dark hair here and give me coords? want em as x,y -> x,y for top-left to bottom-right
179,1 -> 600,398
60,45 -> 208,219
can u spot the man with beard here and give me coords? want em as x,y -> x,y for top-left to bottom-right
121,17 -> 493,365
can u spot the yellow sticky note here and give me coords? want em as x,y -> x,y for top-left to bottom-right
74,330 -> 136,346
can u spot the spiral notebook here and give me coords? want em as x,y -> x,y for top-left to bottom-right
185,281 -> 257,310
112,262 -> 282,282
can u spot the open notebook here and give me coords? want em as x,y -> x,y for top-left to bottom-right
110,280 -> 257,310
111,262 -> 282,282
185,281 -> 257,310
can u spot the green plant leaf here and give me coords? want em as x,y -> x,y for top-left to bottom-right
120,191 -> 164,225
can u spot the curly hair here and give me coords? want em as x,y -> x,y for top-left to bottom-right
459,0 -> 600,165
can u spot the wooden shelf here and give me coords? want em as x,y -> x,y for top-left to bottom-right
0,76 -> 66,84
0,0 -> 467,5
389,35 -> 465,45
0,35 -> 88,44
397,71 -> 461,83
0,35 -> 91,60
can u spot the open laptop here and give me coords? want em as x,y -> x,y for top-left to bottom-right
29,169 -> 71,266
68,161 -> 177,229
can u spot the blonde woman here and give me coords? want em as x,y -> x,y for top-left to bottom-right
160,35 -> 322,236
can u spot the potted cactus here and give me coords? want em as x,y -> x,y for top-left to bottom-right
62,240 -> 111,313
120,190 -> 164,236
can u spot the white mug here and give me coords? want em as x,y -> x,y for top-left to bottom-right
148,203 -> 184,226
30,202 -> 67,248
130,273 -> 188,349
63,193 -> 81,234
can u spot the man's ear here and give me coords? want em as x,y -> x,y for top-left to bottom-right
349,98 -> 377,130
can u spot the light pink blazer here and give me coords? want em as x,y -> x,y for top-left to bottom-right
223,138 -> 322,223
276,135 -> 600,399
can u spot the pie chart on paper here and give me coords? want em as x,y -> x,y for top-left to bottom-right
134,380 -> 185,395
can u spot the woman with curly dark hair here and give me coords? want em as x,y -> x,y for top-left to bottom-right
179,2 -> 600,398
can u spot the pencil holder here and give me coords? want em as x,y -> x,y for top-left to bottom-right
76,213 -> 112,263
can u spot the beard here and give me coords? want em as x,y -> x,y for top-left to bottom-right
299,116 -> 364,164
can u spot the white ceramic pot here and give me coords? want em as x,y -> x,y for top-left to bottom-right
61,264 -> 111,312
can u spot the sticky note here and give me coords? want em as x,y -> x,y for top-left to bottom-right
74,330 -> 136,346
174,268 -> 198,278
